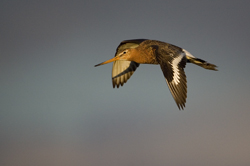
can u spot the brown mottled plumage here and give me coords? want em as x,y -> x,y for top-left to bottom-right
95,39 -> 217,110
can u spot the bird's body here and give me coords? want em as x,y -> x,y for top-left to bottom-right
95,39 -> 217,109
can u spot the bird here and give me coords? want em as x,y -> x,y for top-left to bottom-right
95,39 -> 217,110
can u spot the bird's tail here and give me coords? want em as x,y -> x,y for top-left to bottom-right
183,49 -> 218,71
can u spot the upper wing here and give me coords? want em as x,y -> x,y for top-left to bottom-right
156,47 -> 187,110
112,39 -> 147,88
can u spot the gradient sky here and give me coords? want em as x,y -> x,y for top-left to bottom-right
1,0 -> 250,166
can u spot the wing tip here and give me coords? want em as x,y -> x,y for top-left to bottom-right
177,103 -> 185,110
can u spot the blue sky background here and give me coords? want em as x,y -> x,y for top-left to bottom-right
1,0 -> 250,165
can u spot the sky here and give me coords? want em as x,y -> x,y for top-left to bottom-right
1,0 -> 250,166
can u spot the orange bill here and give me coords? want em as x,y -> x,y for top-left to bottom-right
94,56 -> 120,67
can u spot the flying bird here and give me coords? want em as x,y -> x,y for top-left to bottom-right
95,39 -> 217,109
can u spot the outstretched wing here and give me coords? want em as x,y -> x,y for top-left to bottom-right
112,60 -> 139,88
156,47 -> 187,110
112,39 -> 147,88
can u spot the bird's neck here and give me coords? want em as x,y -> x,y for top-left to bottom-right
130,47 -> 157,64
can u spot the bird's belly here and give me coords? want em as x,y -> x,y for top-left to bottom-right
143,59 -> 159,64
134,57 -> 158,64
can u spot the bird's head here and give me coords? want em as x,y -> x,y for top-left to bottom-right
95,48 -> 135,67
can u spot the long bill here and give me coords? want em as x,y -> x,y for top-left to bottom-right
94,56 -> 120,67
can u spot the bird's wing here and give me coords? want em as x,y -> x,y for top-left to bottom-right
156,48 -> 187,110
112,39 -> 147,88
112,61 -> 139,88
115,39 -> 147,54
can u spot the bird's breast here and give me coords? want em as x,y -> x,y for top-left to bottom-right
132,48 -> 158,64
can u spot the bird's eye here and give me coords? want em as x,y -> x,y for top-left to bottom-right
123,51 -> 126,54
